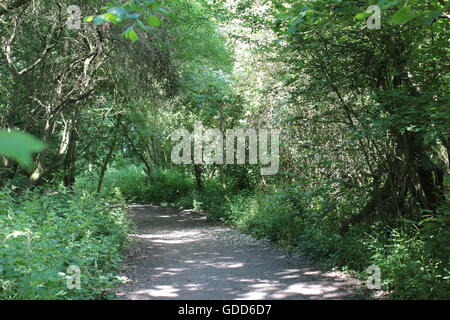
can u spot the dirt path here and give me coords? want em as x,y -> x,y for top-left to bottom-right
116,205 -> 366,300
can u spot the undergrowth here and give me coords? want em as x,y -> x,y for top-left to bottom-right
77,164 -> 450,299
0,186 -> 130,300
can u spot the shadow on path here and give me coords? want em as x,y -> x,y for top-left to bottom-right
117,205 -> 365,300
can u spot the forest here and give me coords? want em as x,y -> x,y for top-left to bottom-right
0,0 -> 449,300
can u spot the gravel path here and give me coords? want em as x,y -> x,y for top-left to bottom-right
116,205 -> 366,300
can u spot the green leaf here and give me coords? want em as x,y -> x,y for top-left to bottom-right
136,19 -> 149,31
0,130 -> 46,169
419,11 -> 443,25
83,16 -> 94,23
123,27 -> 139,43
355,12 -> 370,20
102,12 -> 121,23
107,7 -> 128,19
149,1 -> 162,11
158,8 -> 169,15
389,6 -> 417,25
147,15 -> 161,27
377,0 -> 400,9
124,2 -> 145,13
93,15 -> 106,24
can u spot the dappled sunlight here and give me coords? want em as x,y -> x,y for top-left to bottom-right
274,269 -> 302,276
134,285 -> 180,298
281,274 -> 301,280
204,262 -> 245,269
125,265 -> 359,300
303,271 -> 321,275
151,268 -> 188,278
236,280 -> 281,300
237,291 -> 270,300
138,231 -> 202,239
152,239 -> 198,244
119,205 -> 364,300
3,0 -> 444,302
271,283 -> 338,299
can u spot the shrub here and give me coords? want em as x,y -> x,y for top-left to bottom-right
0,186 -> 129,300
82,165 -> 195,205
222,188 -> 305,245
77,165 -> 450,299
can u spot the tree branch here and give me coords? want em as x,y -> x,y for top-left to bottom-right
0,0 -> 32,16
3,17 -> 58,77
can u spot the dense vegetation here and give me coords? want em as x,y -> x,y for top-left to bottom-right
0,0 -> 448,299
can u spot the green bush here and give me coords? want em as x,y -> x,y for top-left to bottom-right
214,183 -> 449,299
220,188 -> 304,245
298,218 -> 450,299
0,187 -> 129,300
372,228 -> 449,299
144,168 -> 194,204
81,165 -> 195,205
77,165 -> 449,299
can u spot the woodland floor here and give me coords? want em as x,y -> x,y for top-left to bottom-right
116,204 -> 368,300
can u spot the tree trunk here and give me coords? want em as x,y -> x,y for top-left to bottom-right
63,125 -> 78,187
97,124 -> 120,193
194,164 -> 203,191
